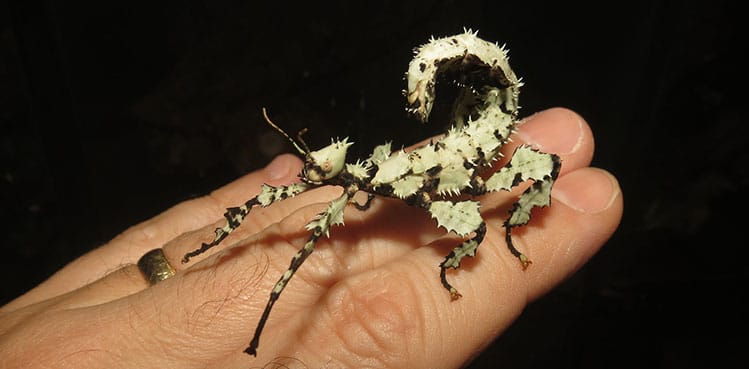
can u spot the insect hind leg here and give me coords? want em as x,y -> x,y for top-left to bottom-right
485,145 -> 561,268
439,222 -> 487,300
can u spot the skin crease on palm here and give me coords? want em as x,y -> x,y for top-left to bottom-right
0,107 -> 622,369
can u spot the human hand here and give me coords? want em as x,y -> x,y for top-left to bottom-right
0,107 -> 622,368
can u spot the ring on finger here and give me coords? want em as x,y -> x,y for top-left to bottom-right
137,248 -> 176,285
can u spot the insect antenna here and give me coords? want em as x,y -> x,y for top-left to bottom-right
262,107 -> 308,156
296,127 -> 311,154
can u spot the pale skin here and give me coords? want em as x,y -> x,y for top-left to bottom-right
0,108 -> 622,368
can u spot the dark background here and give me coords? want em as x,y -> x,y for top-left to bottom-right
1,1 -> 746,368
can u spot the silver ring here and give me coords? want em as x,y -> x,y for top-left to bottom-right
137,248 -> 176,285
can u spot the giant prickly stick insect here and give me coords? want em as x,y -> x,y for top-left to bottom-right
182,30 -> 561,356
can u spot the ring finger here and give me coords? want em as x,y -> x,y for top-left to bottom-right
1,154 -> 304,312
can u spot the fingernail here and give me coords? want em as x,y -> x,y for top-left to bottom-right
264,155 -> 291,181
516,108 -> 585,155
553,168 -> 620,214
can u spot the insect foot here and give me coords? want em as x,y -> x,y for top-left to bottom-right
183,29 -> 561,356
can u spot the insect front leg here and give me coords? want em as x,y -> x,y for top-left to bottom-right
182,182 -> 310,263
245,190 -> 351,356
428,200 -> 485,300
485,145 -> 562,268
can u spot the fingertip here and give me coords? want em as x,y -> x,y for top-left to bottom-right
552,167 -> 621,215
264,154 -> 303,184
515,107 -> 594,169
550,167 -> 623,267
210,154 -> 303,205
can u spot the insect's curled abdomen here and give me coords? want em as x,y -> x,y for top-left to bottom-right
406,29 -> 521,122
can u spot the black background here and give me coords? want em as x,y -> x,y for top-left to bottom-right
1,1 -> 746,368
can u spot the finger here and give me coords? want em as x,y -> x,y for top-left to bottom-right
109,153 -> 303,267
0,264 -> 150,337
514,107 -> 594,175
9,153 -> 332,313
524,167 -> 623,300
2,154 -> 303,312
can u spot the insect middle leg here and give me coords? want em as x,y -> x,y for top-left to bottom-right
484,145 -> 561,268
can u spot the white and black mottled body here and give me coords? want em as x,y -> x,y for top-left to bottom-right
182,30 -> 561,356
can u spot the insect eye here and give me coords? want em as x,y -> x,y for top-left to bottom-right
301,161 -> 323,183
320,160 -> 333,172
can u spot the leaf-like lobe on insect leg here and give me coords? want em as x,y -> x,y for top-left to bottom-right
486,145 -> 560,193
305,193 -> 350,237
483,145 -> 561,268
429,200 -> 483,237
